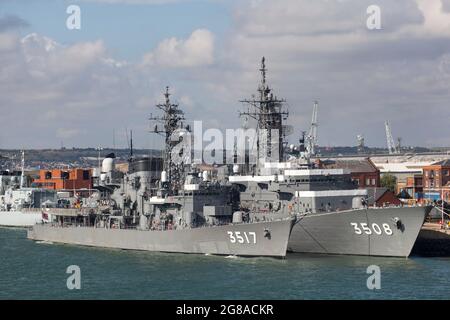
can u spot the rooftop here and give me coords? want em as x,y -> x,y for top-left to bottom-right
431,159 -> 450,167
322,158 -> 378,173
365,187 -> 389,205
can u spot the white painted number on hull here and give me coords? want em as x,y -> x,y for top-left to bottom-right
350,223 -> 393,236
228,231 -> 256,244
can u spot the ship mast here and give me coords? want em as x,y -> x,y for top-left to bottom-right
20,150 -> 25,188
239,57 -> 289,172
149,87 -> 187,192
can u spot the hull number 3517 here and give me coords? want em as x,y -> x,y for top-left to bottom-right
227,231 -> 257,244
350,222 -> 393,236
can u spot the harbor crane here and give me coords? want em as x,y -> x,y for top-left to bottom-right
385,120 -> 400,154
357,134 -> 365,153
306,101 -> 319,156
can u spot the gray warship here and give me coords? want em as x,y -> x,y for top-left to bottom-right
228,58 -> 431,257
27,88 -> 294,258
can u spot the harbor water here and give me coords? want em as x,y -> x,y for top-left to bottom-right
1,227 -> 449,300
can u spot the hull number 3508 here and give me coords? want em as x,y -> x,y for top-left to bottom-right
350,222 -> 393,236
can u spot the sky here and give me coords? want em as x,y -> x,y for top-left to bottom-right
1,0 -> 450,149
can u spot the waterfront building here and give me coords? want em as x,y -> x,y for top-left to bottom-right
33,168 -> 92,190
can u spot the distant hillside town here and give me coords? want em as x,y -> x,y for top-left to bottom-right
1,146 -> 450,207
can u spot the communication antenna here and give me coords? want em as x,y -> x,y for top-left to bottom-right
125,128 -> 130,149
113,128 -> 116,149
130,129 -> 133,159
20,150 -> 25,188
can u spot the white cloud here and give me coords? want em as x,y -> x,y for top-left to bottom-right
0,31 -> 139,148
142,29 -> 215,67
21,33 -> 109,77
2,1 -> 450,148
80,0 -> 205,4
0,32 -> 19,52
415,0 -> 450,36
212,0 -> 450,147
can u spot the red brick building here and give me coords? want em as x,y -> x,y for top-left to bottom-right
33,168 -> 92,190
404,174 -> 423,199
423,160 -> 450,201
322,158 -> 380,188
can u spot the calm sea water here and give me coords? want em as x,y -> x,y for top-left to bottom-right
0,227 -> 449,300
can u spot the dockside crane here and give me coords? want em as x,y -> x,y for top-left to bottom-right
306,101 -> 319,156
385,120 -> 400,154
357,134 -> 365,153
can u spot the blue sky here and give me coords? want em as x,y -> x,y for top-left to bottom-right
0,0 -> 232,60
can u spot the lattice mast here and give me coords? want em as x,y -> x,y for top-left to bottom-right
149,86 -> 186,191
239,57 -> 289,172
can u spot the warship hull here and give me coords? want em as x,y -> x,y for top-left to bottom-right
288,206 -> 430,257
27,218 -> 294,258
0,211 -> 43,227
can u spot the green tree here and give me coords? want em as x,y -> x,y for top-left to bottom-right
380,173 -> 397,193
